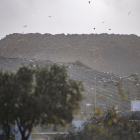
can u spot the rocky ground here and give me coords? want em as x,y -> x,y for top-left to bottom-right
0,33 -> 140,76
0,33 -> 140,111
0,33 -> 140,137
0,56 -> 140,112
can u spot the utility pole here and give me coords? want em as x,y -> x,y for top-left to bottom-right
86,104 -> 91,116
86,105 -> 87,116
65,122 -> 67,133
95,78 -> 96,108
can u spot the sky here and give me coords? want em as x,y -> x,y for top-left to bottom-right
0,0 -> 140,39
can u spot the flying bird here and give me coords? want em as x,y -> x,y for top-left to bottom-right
89,1 -> 90,4
102,21 -> 105,23
47,16 -> 51,17
23,25 -> 27,28
128,11 -> 131,15
93,28 -> 95,30
109,29 -> 111,30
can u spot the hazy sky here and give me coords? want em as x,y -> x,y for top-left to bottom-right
0,0 -> 140,39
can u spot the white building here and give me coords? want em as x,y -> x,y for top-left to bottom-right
131,101 -> 140,111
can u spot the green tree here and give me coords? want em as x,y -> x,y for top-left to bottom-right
14,66 -> 36,140
0,65 -> 84,140
0,71 -> 17,140
54,108 -> 140,140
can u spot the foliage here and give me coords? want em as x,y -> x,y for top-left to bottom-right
128,73 -> 139,80
0,71 -> 17,140
114,82 -> 126,99
69,61 -> 91,69
54,108 -> 140,140
0,64 -> 84,140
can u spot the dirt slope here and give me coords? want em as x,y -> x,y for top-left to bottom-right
0,33 -> 140,76
1,56 -> 140,112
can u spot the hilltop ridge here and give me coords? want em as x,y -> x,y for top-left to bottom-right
0,33 -> 140,111
0,33 -> 140,76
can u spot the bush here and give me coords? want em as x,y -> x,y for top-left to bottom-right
70,61 -> 91,69
128,73 -> 139,80
0,64 -> 84,140
54,108 -> 140,140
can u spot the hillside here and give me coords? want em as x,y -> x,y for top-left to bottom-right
0,33 -> 140,112
0,56 -> 140,112
0,33 -> 140,76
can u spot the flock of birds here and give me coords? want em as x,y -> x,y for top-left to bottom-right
22,1 -> 132,33
88,1 -> 132,31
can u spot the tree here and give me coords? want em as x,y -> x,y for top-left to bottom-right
0,64 -> 84,140
54,108 -> 140,140
0,70 -> 17,140
14,66 -> 36,140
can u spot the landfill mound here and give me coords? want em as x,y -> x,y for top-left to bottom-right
0,33 -> 140,112
0,33 -> 140,76
0,57 -> 140,112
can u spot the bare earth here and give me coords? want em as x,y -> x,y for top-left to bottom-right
0,33 -> 140,76
0,33 -> 140,112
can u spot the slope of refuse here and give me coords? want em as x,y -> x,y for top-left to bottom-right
0,56 -> 140,112
0,33 -> 140,76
